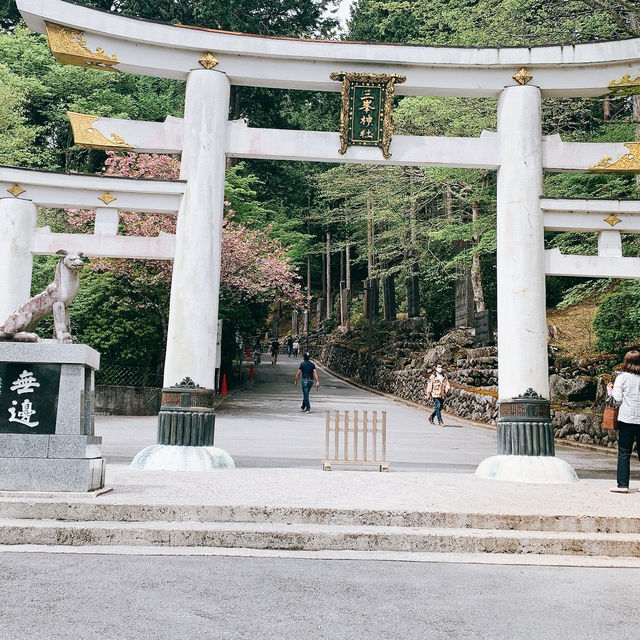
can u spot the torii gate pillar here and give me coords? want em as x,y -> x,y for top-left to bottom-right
476,86 -> 577,483
132,69 -> 234,472
164,68 -> 228,390
0,197 -> 37,321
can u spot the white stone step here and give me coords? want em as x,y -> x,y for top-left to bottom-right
0,501 -> 638,534
1,518 -> 640,557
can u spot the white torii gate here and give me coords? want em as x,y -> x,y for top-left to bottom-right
5,0 -> 640,479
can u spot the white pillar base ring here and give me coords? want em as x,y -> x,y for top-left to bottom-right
131,444 -> 235,472
475,455 -> 578,484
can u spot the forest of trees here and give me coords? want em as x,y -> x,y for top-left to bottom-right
0,0 -> 639,377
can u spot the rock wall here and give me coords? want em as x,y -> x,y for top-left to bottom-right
315,337 -> 500,426
313,328 -> 616,448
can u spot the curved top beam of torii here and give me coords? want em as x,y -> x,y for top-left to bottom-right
17,0 -> 640,98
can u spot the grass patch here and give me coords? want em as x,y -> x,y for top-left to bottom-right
547,303 -> 599,361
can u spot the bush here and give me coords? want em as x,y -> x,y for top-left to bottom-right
320,314 -> 337,333
593,281 -> 640,354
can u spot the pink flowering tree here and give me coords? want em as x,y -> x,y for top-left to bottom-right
65,151 -> 302,370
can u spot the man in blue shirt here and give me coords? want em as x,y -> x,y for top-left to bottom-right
294,352 -> 320,413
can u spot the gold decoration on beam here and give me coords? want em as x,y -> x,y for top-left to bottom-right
67,111 -> 133,150
7,184 -> 25,197
604,214 -> 622,227
512,68 -> 533,85
330,72 -> 406,159
98,192 -> 117,205
44,21 -> 120,71
199,52 -> 219,70
590,143 -> 640,173
608,72 -> 640,96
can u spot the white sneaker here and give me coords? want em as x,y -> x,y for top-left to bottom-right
610,486 -> 629,493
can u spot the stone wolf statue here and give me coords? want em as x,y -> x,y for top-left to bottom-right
0,249 -> 85,343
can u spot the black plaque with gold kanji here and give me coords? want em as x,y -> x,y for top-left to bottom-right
349,84 -> 383,147
330,72 -> 406,159
0,363 -> 60,434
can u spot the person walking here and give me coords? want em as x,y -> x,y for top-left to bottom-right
294,352 -> 320,413
292,339 -> 300,358
426,363 -> 451,427
252,338 -> 262,365
607,350 -> 640,493
270,338 -> 280,365
286,335 -> 294,357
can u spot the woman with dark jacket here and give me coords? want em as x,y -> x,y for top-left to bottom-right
607,350 -> 640,493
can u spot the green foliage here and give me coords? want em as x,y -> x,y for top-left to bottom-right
0,62 -> 53,166
593,281 -> 640,353
320,315 -> 337,333
224,163 -> 275,226
394,96 -> 497,137
349,316 -> 393,351
556,279 -> 617,310
74,0 -> 339,37
0,23 -> 185,172
348,0 -> 629,46
69,271 -> 167,370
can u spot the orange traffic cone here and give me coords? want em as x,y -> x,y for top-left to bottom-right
220,374 -> 229,395
248,363 -> 254,379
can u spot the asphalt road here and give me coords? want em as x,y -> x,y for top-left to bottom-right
96,356 -> 622,479
1,553 -> 639,640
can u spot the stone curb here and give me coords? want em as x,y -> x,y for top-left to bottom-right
2,544 -> 640,568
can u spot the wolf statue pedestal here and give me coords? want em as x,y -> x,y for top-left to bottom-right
0,342 -> 105,492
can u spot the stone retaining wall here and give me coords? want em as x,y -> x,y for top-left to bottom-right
314,336 -> 616,448
95,386 -> 161,416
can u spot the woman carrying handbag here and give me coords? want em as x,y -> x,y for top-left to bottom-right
607,350 -> 640,493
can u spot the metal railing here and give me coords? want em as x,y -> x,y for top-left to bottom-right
323,409 -> 388,472
95,364 -> 163,388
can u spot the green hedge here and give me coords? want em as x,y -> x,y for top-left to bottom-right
593,281 -> 640,354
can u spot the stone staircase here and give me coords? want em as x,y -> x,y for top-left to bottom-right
1,500 -> 639,558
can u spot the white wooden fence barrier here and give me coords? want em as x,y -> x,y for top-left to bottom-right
322,409 -> 388,472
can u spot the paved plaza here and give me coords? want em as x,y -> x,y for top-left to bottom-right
98,356 -> 619,478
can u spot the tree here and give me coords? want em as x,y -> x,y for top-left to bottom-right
61,151 -> 302,369
0,23 -> 186,172
74,0 -> 339,37
593,281 -> 640,354
0,63 -> 53,166
579,0 -> 640,37
348,0 -> 626,46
